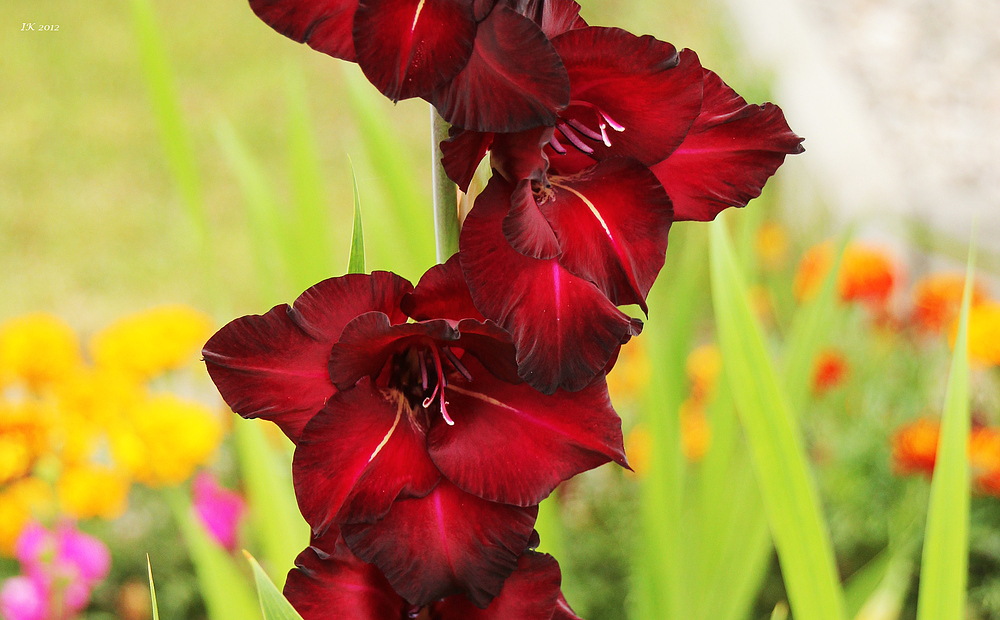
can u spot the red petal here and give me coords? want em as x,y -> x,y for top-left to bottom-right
250,0 -> 358,62
284,533 -> 407,620
542,159 -> 673,311
454,319 -> 522,385
353,0 -> 477,101
401,255 -> 485,322
203,272 -> 412,442
328,313 -> 458,390
552,30 -> 703,165
430,5 -> 570,132
652,69 -> 805,221
441,129 -> 494,191
541,0 -> 587,37
429,356 -> 626,506
491,126 -> 555,184
293,379 -> 441,533
503,180 -> 561,259
552,594 -> 584,620
460,176 -> 639,394
341,479 -> 538,608
429,551 -> 562,619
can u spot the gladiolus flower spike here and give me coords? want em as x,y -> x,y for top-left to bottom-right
203,261 -> 627,609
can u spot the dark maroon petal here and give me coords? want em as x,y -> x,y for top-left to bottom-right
540,0 -> 587,37
454,319 -> 522,385
552,30 -> 703,165
545,145 -> 596,176
552,594 -> 584,620
542,158 -> 673,311
491,126 -> 555,184
203,306 -> 334,442
341,479 -> 538,608
291,271 -> 413,339
430,5 -> 570,133
429,551 -> 562,619
250,0 -> 358,62
460,175 -> 638,394
284,532 -> 406,620
328,313 -> 458,390
652,69 -> 805,221
401,255 -> 485,322
353,0 -> 476,101
429,356 -> 626,506
293,379 -> 441,533
503,180 -> 561,259
442,129 -> 495,191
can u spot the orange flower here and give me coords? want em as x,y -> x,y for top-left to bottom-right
755,222 -> 788,271
686,344 -> 721,404
892,419 -> 939,476
812,349 -> 848,394
912,273 -> 985,333
679,399 -> 711,463
794,243 -> 897,306
969,427 -> 1000,495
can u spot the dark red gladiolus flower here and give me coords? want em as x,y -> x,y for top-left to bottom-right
284,530 -> 584,619
460,173 -> 653,394
248,0 -> 571,132
203,260 -> 627,606
441,25 -> 802,222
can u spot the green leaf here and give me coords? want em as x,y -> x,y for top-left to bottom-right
234,419 -> 310,589
915,240 -> 976,620
127,0 -> 207,246
215,119 -> 287,304
782,229 -> 852,413
709,220 -> 846,620
245,551 -> 305,620
633,224 -> 708,620
285,63 -> 335,291
533,494 -> 565,560
165,486 -> 261,620
348,162 -> 366,274
147,555 -> 160,620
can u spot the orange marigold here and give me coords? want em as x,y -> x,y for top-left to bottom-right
957,302 -> 1000,367
812,349 -> 848,394
913,273 -> 984,333
969,426 -> 1000,496
892,419 -> 939,476
794,242 -> 897,306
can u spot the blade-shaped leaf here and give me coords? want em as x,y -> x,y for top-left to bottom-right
165,486 -> 261,620
245,551 -> 306,620
709,220 -> 846,620
348,162 -> 366,274
234,419 -> 310,588
147,555 -> 160,620
633,224 -> 708,620
915,241 -> 976,620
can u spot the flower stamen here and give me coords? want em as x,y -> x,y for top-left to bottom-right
441,346 -> 472,381
556,124 -> 594,154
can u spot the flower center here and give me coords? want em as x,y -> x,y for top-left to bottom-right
548,101 -> 625,155
386,342 -> 473,427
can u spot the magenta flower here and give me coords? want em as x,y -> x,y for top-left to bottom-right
204,262 -> 627,607
283,530 -> 584,620
5,522 -> 111,620
192,472 -> 247,552
247,0 -> 577,132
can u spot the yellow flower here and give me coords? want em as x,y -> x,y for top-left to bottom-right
54,367 -> 146,464
679,398 -> 712,463
111,394 -> 222,487
0,477 -> 54,556
624,424 -> 651,477
89,306 -> 213,379
755,222 -> 788,271
956,302 -> 1000,367
0,401 -> 53,484
686,344 -> 722,403
0,313 -> 81,389
606,339 -> 651,406
57,464 -> 130,520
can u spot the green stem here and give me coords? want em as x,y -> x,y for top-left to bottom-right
430,106 -> 460,263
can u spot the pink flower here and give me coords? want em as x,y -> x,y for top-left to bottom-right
0,576 -> 47,620
192,472 -> 246,552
